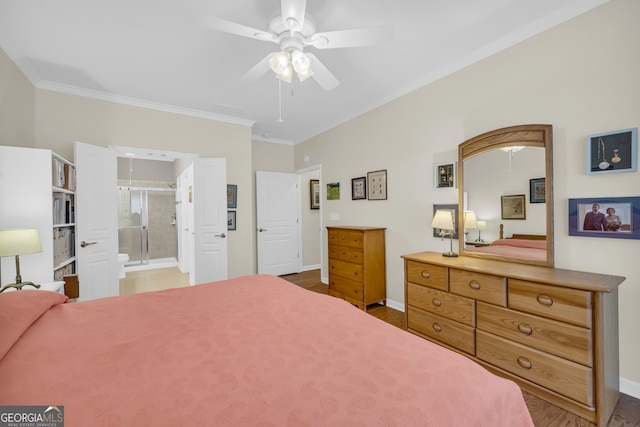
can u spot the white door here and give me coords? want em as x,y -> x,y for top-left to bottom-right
256,171 -> 301,275
192,158 -> 227,284
75,141 -> 119,301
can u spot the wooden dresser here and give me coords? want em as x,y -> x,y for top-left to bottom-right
402,251 -> 625,427
327,226 -> 386,310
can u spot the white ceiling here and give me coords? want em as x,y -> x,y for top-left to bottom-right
0,0 -> 607,145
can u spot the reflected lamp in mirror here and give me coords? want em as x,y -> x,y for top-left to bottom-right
0,228 -> 43,292
500,146 -> 524,172
463,211 -> 477,241
431,209 -> 458,258
475,220 -> 487,242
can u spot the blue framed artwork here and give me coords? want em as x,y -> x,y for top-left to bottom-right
227,184 -> 237,208
586,128 -> 638,174
569,197 -> 640,239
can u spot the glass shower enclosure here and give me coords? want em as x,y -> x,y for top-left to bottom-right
118,186 -> 177,267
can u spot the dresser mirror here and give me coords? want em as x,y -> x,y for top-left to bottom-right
457,124 -> 554,267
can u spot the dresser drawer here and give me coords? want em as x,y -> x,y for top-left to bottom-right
329,259 -> 363,282
337,246 -> 363,264
408,307 -> 475,354
450,269 -> 506,306
508,280 -> 592,329
338,230 -> 363,248
329,275 -> 364,301
328,244 -> 339,260
407,283 -> 474,326
476,302 -> 592,366
328,229 -> 339,245
476,330 -> 593,406
406,261 -> 447,291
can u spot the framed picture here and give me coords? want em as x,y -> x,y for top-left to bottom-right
529,178 -> 545,203
569,197 -> 640,239
309,179 -> 320,210
435,163 -> 456,189
351,177 -> 366,200
227,184 -> 237,208
227,211 -> 236,230
501,194 -> 526,220
367,169 -> 387,200
432,204 -> 459,239
586,128 -> 638,174
326,182 -> 340,200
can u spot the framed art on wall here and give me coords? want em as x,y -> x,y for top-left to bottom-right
309,179 -> 320,209
586,128 -> 638,174
327,182 -> 340,200
351,177 -> 366,200
367,169 -> 387,200
529,178 -> 545,203
501,194 -> 526,220
227,211 -> 236,230
435,163 -> 456,188
227,184 -> 237,208
569,197 -> 639,239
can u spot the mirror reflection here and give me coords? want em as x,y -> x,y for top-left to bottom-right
458,125 -> 554,267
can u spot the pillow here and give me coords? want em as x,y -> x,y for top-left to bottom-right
0,290 -> 68,360
491,239 -> 546,250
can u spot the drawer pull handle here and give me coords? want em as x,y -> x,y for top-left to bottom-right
354,272 -> 358,276
468,280 -> 481,290
421,271 -> 431,279
432,323 -> 442,333
536,294 -> 553,307
517,356 -> 532,370
517,323 -> 533,335
432,298 -> 442,307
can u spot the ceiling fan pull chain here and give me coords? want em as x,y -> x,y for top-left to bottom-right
277,79 -> 284,123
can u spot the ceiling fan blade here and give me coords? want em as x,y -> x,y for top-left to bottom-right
281,0 -> 306,31
306,53 -> 339,91
308,26 -> 393,49
204,16 -> 277,43
241,54 -> 273,83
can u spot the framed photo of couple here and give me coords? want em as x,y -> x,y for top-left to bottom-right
568,196 -> 640,239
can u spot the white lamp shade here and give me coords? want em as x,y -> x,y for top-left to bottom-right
290,50 -> 311,74
0,228 -> 42,257
477,220 -> 487,231
431,209 -> 455,230
269,51 -> 290,75
463,211 -> 478,229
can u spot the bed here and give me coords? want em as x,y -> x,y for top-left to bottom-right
465,224 -> 547,261
0,274 -> 533,426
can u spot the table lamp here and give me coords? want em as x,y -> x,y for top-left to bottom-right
463,211 -> 477,241
431,209 -> 457,257
475,220 -> 487,242
0,228 -> 43,292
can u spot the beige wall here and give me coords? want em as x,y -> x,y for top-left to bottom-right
0,48 -> 35,147
295,0 -> 640,390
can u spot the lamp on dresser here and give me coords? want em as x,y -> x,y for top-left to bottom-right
0,228 -> 43,292
431,209 -> 458,257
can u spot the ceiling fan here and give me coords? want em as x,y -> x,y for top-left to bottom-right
205,0 -> 392,90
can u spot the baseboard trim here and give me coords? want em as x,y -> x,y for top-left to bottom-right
301,264 -> 321,272
386,299 -> 404,312
620,377 -> 640,399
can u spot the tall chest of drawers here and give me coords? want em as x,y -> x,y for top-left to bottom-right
327,226 -> 386,311
402,251 -> 625,427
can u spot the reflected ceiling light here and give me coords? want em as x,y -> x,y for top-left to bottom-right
500,146 -> 524,172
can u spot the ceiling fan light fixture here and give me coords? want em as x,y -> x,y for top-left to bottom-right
275,64 -> 293,83
269,51 -> 290,75
296,68 -> 314,82
290,49 -> 311,74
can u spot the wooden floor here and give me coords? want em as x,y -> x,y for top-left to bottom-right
280,269 -> 640,427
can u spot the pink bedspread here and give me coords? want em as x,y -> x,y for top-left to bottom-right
466,239 -> 547,261
0,275 -> 533,426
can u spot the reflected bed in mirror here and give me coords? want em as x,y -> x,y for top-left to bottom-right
458,125 -> 554,267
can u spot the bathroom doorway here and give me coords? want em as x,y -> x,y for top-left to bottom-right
118,185 -> 177,269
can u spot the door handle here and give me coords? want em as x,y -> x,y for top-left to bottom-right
80,241 -> 98,248
258,228 -> 267,232
214,233 -> 227,238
